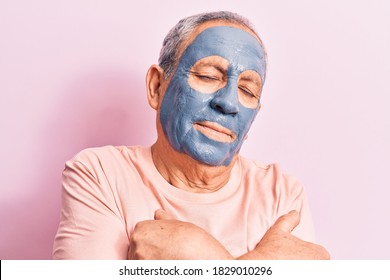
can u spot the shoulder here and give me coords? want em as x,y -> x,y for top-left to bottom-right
64,145 -> 150,180
69,145 -> 128,163
67,145 -> 145,167
237,155 -> 315,241
238,155 -> 304,196
61,145 -> 152,197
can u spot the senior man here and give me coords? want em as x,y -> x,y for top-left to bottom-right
53,11 -> 329,260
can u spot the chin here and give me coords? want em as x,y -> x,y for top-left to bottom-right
182,138 -> 238,167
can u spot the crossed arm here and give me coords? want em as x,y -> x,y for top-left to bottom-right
54,157 -> 330,260
128,209 -> 330,260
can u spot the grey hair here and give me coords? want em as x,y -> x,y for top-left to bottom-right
158,11 -> 267,80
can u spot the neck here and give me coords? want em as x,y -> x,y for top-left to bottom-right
151,137 -> 237,193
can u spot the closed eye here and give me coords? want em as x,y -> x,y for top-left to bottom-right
239,87 -> 259,99
198,75 -> 218,81
190,71 -> 221,81
187,56 -> 229,94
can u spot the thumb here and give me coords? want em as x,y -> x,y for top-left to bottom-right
272,210 -> 300,233
154,209 -> 175,220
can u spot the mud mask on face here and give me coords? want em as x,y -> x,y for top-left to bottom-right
160,26 -> 266,166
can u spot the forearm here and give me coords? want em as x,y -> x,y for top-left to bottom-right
236,249 -> 265,260
237,211 -> 330,260
129,219 -> 235,260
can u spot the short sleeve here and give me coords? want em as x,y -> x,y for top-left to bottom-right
52,150 -> 129,259
286,181 -> 316,243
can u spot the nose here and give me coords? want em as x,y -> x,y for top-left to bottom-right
210,81 -> 239,115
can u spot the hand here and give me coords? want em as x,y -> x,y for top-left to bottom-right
128,209 -> 233,260
238,210 -> 330,260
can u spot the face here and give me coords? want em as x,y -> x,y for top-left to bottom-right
159,25 -> 266,166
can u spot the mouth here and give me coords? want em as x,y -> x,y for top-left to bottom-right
193,121 -> 237,143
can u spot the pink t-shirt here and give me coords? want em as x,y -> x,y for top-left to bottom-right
53,145 -> 315,259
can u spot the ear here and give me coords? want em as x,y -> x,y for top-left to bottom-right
146,64 -> 165,110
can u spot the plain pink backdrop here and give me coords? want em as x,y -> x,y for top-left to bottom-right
1,0 -> 389,259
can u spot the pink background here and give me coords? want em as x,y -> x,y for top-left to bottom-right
1,0 -> 389,259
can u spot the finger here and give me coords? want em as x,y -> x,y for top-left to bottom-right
272,210 -> 301,233
154,209 -> 175,220
127,246 -> 135,260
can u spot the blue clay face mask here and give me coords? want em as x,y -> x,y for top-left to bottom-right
160,26 -> 266,166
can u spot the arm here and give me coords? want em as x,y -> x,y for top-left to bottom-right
53,155 -> 128,259
238,211 -> 330,260
128,210 -> 329,260
128,209 -> 234,260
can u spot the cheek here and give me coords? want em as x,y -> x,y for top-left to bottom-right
176,81 -> 213,112
238,107 -> 258,135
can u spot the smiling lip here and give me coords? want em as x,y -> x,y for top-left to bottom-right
193,121 -> 237,143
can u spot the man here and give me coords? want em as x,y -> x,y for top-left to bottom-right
53,11 -> 329,260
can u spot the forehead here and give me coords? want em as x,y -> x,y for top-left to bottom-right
178,24 -> 266,81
